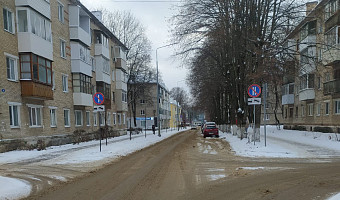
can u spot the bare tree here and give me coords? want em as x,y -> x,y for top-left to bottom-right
100,10 -> 157,127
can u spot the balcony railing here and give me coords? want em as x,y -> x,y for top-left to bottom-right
21,80 -> 53,100
299,88 -> 315,101
324,79 -> 340,95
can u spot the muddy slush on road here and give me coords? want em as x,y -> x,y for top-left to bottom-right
9,129 -> 340,200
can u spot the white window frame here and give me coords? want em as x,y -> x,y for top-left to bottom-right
307,103 -> 313,116
316,103 -> 321,116
335,99 -> 340,115
75,110 -> 83,127
27,104 -> 43,127
86,111 -> 91,126
8,102 -> 21,128
3,7 -> 14,33
5,53 -> 18,81
113,113 -> 116,125
57,1 -> 64,23
301,105 -> 305,117
62,74 -> 68,92
123,113 -> 126,125
99,112 -> 105,126
49,106 -> 57,127
52,71 -> 55,90
64,109 -> 70,127
107,112 -> 111,125
93,112 -> 98,126
60,39 -> 66,58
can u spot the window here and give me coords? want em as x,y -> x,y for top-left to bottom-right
93,112 -> 98,126
60,39 -> 66,58
107,112 -> 111,125
8,102 -> 21,128
91,57 -> 96,71
317,76 -> 321,89
6,54 -> 18,81
86,111 -> 91,126
122,90 -> 127,103
73,73 -> 92,94
300,20 -> 316,41
141,120 -> 146,127
3,8 -> 14,33
325,102 -> 330,115
99,112 -> 105,126
112,70 -> 115,81
75,110 -> 83,126
79,44 -> 90,64
301,105 -> 305,117
308,104 -> 313,116
299,74 -> 314,90
295,106 -> 299,118
103,57 -> 110,74
325,0 -> 338,21
19,54 -> 52,85
141,110 -> 145,115
112,92 -> 115,102
140,99 -> 145,104
123,113 -> 126,125
325,26 -> 340,48
118,113 -> 121,125
113,113 -> 116,125
335,100 -> 340,114
50,107 -> 57,127
52,72 -> 55,90
62,74 -> 68,92
96,82 -> 110,99
289,107 -> 293,118
316,104 -> 321,116
28,105 -> 43,127
58,2 -> 64,23
64,109 -> 70,127
17,8 -> 51,42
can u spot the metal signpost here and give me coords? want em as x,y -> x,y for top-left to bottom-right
248,84 -> 261,145
93,92 -> 104,152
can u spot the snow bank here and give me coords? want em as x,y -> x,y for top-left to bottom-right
0,176 -> 31,200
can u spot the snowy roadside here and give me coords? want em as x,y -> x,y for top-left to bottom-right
0,128 -> 189,200
222,125 -> 340,159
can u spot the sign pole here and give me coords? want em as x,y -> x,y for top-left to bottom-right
263,83 -> 267,147
253,104 -> 255,145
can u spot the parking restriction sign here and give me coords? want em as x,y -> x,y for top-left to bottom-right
248,84 -> 261,98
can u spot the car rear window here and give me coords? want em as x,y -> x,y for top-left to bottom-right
206,125 -> 217,129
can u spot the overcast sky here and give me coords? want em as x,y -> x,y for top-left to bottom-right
80,0 -> 189,93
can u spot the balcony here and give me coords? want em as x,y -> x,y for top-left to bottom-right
116,58 -> 127,71
325,12 -> 340,32
95,56 -> 111,84
299,88 -> 315,101
73,93 -> 92,107
15,0 -> 50,19
322,44 -> 340,66
69,5 -> 91,47
282,94 -> 294,105
95,44 -> 110,59
299,35 -> 316,52
70,27 -> 91,47
116,101 -> 128,112
21,80 -> 53,100
324,79 -> 340,95
17,32 -> 53,61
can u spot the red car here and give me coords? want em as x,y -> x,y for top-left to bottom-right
203,125 -> 219,138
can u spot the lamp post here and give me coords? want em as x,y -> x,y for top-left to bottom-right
156,43 -> 176,137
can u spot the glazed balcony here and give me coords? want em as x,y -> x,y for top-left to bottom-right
299,88 -> 315,101
322,45 -> 340,66
15,0 -> 51,19
69,5 -> 91,47
324,79 -> 340,95
299,35 -> 316,52
21,80 -> 53,100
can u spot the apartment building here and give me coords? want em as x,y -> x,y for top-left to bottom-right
282,0 -> 340,132
0,0 -> 128,151
127,82 -> 171,130
169,98 -> 181,129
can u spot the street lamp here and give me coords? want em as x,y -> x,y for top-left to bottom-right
156,43 -> 176,137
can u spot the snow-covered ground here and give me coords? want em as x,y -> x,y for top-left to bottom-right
1,126 -> 340,199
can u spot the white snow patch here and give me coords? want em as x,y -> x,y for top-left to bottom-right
207,174 -> 226,181
0,176 -> 31,200
327,193 -> 340,200
48,175 -> 67,182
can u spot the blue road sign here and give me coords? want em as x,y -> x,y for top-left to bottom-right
93,92 -> 104,105
1,89 -> 5,93
248,84 -> 261,98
